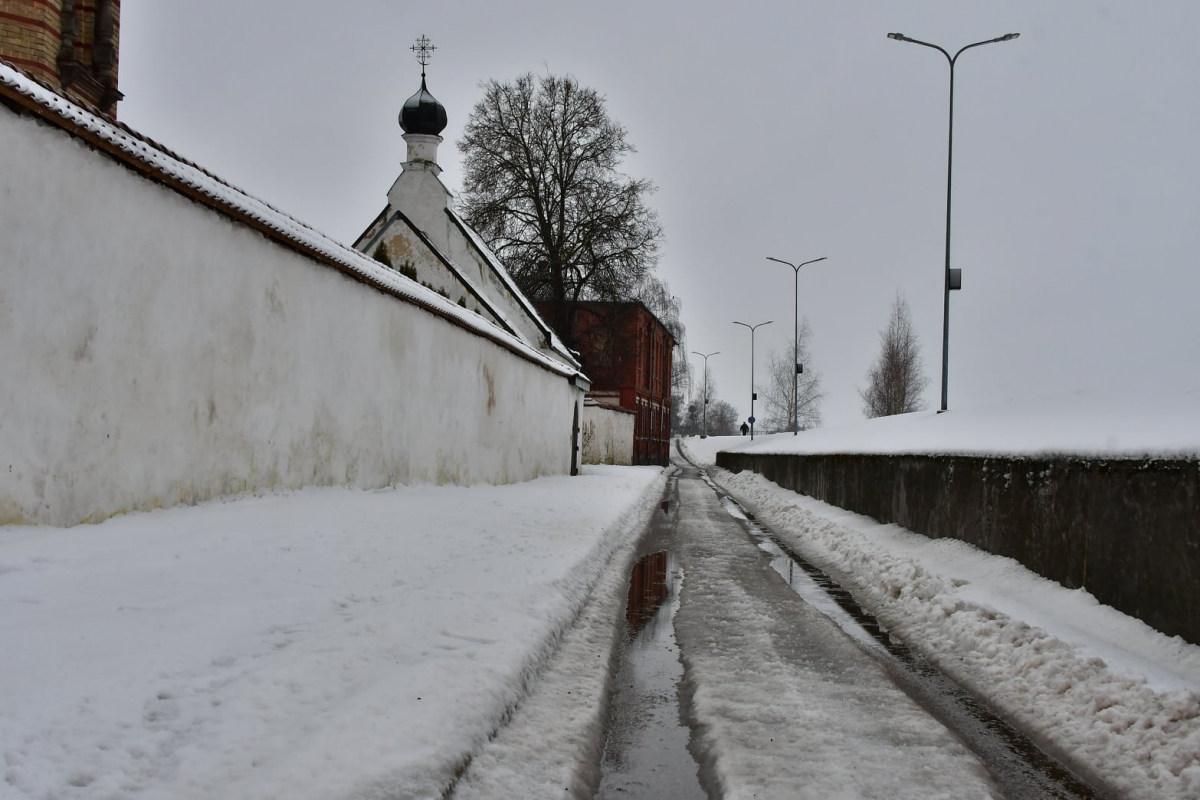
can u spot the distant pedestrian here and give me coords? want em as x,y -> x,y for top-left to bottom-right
740,422 -> 749,436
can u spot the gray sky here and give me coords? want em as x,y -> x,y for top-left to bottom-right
119,1 -> 1200,426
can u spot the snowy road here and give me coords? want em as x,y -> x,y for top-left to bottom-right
662,459 -> 1001,799
459,455 -> 1109,798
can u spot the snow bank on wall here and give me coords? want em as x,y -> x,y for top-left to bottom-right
581,404 -> 634,465
729,390 -> 1200,459
0,108 -> 579,527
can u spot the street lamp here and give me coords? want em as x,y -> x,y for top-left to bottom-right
766,256 -> 828,435
691,350 -> 719,438
732,320 -> 772,440
887,31 -> 1019,412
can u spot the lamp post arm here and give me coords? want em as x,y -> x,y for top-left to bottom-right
953,34 -> 1020,64
895,35 -> 952,64
889,32 -> 1017,66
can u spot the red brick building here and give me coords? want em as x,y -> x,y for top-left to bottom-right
536,301 -> 674,466
0,0 -> 122,116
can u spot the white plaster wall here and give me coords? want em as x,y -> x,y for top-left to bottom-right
438,214 -> 550,351
374,229 -> 495,321
386,164 -> 550,352
581,406 -> 634,466
0,110 -> 580,526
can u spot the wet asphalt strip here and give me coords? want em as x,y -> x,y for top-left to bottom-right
597,471 -> 707,798
679,452 -> 1105,799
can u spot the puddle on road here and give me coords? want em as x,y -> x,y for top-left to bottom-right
625,550 -> 670,632
713,490 -> 1104,799
597,550 -> 706,800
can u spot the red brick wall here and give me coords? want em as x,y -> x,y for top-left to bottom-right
536,301 -> 674,465
0,0 -> 121,116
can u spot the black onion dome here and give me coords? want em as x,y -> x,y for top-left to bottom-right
399,78 -> 448,135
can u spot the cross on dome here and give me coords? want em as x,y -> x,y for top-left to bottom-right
410,35 -> 436,76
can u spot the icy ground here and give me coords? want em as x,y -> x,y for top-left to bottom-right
0,466 -> 664,800
682,436 -> 1200,798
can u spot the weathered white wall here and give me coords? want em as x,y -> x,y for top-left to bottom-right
371,227 -> 497,324
0,110 -> 580,527
581,405 -> 634,466
383,153 -> 558,356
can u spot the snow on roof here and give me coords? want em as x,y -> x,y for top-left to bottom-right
583,397 -> 634,414
446,209 -> 579,365
0,60 -> 580,379
722,389 -> 1200,459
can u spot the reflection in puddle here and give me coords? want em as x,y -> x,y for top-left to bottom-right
598,550 -> 705,800
626,550 -> 669,632
715,493 -> 1101,799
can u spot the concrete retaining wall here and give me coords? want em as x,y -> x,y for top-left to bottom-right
715,451 -> 1200,645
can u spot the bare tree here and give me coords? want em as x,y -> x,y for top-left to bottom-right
632,275 -> 683,340
632,274 -> 691,394
706,400 -> 740,436
859,294 -> 930,418
762,320 -> 824,431
457,73 -> 662,339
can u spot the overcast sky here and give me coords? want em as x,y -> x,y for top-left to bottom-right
118,1 -> 1200,427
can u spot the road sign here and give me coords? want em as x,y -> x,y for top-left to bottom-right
748,416 -> 756,424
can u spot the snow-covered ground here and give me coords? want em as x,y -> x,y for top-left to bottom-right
0,466 -> 665,800
725,388 -> 1200,458
682,436 -> 1200,798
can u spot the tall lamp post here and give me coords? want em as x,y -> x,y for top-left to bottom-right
691,350 -> 719,438
732,320 -> 772,440
887,31 -> 1019,412
766,256 -> 827,435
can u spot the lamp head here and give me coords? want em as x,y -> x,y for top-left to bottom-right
887,32 -> 906,41
1001,32 -> 1020,41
